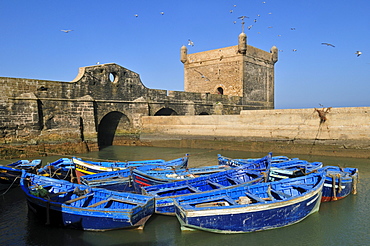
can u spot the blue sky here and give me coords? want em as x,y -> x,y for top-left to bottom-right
1,0 -> 369,109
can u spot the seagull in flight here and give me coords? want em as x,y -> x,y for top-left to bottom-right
61,30 -> 73,33
188,39 -> 194,46
355,51 -> 362,57
321,42 -> 335,47
238,16 -> 249,20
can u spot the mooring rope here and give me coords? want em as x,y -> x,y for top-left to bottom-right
330,174 -> 337,201
0,176 -> 20,196
337,173 -> 342,193
352,171 -> 358,195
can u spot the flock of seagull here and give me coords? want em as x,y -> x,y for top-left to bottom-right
59,1 -> 363,58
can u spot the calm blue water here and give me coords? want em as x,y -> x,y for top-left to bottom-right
1,146 -> 369,246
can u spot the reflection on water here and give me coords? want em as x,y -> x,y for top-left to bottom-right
0,146 -> 369,246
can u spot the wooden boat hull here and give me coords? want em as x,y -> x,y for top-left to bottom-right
321,166 -> 359,202
80,168 -> 135,192
21,171 -> 155,231
0,159 -> 42,188
176,191 -> 322,234
25,198 -> 153,231
174,172 -> 325,234
218,154 -> 323,181
37,158 -> 75,181
74,155 -> 189,182
218,154 -> 296,167
132,165 -> 231,192
142,154 -> 271,215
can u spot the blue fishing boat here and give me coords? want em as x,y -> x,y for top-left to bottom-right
174,172 -> 325,234
131,165 -> 232,192
0,159 -> 42,190
218,154 -> 297,167
268,159 -> 323,181
37,158 -> 75,181
141,154 -> 271,215
73,154 -> 189,183
321,166 -> 359,202
218,154 -> 322,181
79,164 -> 166,193
20,170 -> 155,231
80,168 -> 135,192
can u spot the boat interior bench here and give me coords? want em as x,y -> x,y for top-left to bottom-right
192,195 -> 238,207
207,180 -> 225,188
87,196 -> 144,208
155,185 -> 201,195
64,192 -> 94,205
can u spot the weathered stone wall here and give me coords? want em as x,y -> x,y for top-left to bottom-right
0,63 -> 271,150
182,43 -> 276,109
139,107 -> 370,158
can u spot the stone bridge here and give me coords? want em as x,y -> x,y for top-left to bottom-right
0,63 -> 269,148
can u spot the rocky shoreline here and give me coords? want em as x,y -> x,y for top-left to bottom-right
1,134 -> 369,160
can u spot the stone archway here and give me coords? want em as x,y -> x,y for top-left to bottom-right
97,111 -> 130,148
154,108 -> 178,116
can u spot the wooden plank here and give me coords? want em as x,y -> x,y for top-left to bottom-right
87,199 -> 111,208
64,193 -> 93,205
271,189 -> 292,198
207,180 -> 225,188
244,192 -> 266,203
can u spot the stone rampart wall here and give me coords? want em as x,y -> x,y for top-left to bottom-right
140,107 -> 370,155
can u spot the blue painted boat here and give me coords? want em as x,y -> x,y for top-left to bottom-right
141,154 -> 271,215
218,154 -> 297,167
79,164 -> 166,193
37,158 -> 75,181
0,159 -> 42,190
174,172 -> 325,234
218,154 -> 322,181
321,166 -> 359,202
131,165 -> 232,192
73,154 -> 189,183
20,170 -> 155,231
80,168 -> 135,192
268,159 -> 323,181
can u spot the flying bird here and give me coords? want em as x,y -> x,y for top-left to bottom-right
321,43 -> 335,47
61,30 -> 73,33
355,51 -> 362,57
188,39 -> 194,46
292,49 -> 297,52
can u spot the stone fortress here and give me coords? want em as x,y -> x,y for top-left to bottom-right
0,31 -> 278,149
1,29 -> 368,159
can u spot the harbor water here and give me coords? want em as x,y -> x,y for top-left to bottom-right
1,146 -> 369,246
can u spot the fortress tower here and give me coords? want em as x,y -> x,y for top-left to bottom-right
181,31 -> 278,109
